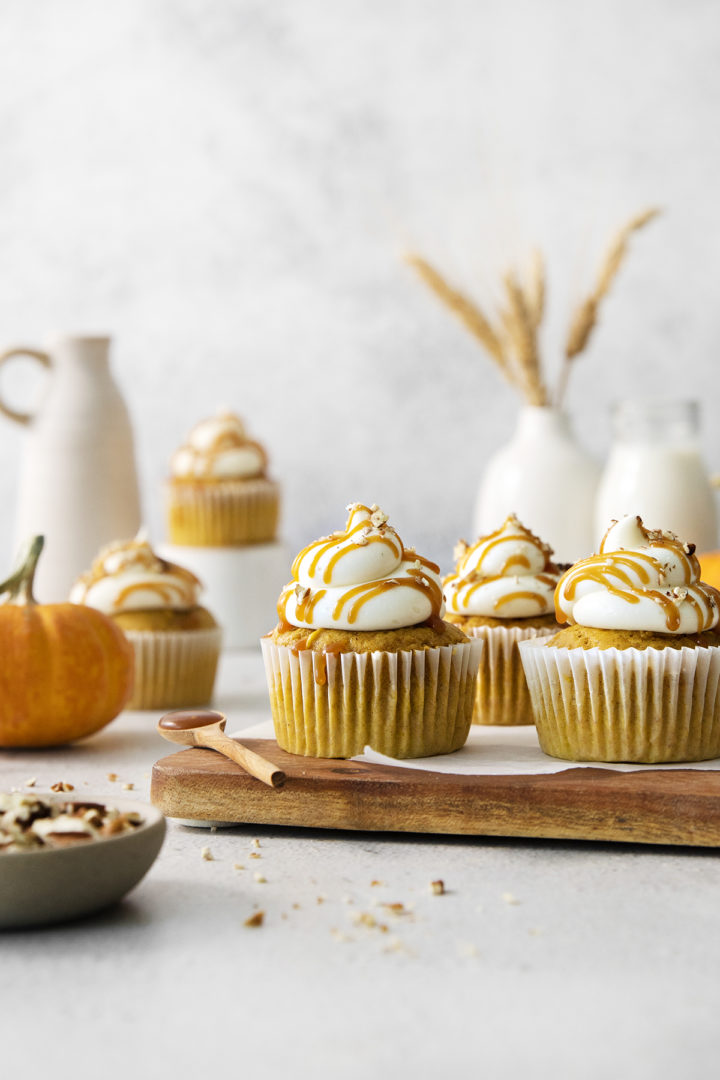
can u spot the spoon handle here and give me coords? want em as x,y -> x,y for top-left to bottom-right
199,728 -> 285,790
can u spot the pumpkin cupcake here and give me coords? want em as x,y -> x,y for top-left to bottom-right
519,515 -> 720,762
261,503 -> 483,758
70,533 -> 222,710
166,411 -> 280,545
443,515 -> 562,725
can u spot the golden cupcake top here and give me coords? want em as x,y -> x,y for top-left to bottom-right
170,411 -> 268,481
277,503 -> 444,631
443,514 -> 560,618
556,515 -> 720,634
70,531 -> 202,615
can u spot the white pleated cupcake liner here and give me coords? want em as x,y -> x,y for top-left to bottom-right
519,637 -> 720,763
125,627 -> 223,710
260,637 -> 484,759
166,478 -> 280,545
464,623 -> 556,725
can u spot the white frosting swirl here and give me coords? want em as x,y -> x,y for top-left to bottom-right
171,411 -> 266,480
444,515 -> 560,618
278,503 -> 445,631
556,515 -> 720,633
70,532 -> 201,614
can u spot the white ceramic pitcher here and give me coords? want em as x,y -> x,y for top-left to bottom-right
473,405 -> 600,564
0,334 -> 141,600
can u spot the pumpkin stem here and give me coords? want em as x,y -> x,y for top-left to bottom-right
0,535 -> 45,606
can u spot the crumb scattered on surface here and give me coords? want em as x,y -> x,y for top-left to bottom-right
233,863 -> 245,871
250,852 -> 261,860
244,911 -> 265,928
349,911 -> 390,933
430,880 -> 445,895
106,773 -> 118,783
351,911 -> 380,929
292,903 -> 300,910
50,781 -> 74,793
253,872 -> 267,883
24,778 -> 36,788
502,892 -> 520,905
370,879 -> 383,887
122,783 -> 134,791
201,847 -> 213,861
252,838 -> 261,848
382,902 -> 409,916
316,895 -> 326,905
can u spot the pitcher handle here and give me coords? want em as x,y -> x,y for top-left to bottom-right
0,346 -> 52,425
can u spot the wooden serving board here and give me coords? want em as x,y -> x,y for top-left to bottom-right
151,739 -> 720,847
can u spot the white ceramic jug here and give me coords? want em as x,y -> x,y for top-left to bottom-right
473,406 -> 600,564
0,334 -> 142,600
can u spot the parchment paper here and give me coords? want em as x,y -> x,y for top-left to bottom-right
233,719 -> 720,774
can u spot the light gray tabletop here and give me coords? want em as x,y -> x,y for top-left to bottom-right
3,651 -> 719,1079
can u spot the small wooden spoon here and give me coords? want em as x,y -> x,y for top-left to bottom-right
158,710 -> 285,790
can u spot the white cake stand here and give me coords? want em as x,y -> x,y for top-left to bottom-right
158,541 -> 289,650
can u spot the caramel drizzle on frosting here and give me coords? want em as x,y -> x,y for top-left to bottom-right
446,515 -> 558,614
74,534 -> 200,610
556,532 -> 715,631
501,553 -> 531,574
175,413 -> 268,480
494,591 -> 548,612
329,567 -> 443,626
294,517 -> 403,584
281,503 -> 442,626
296,588 -> 327,624
115,580 -> 191,608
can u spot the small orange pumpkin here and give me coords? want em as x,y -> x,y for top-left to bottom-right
0,536 -> 134,747
699,551 -> 720,592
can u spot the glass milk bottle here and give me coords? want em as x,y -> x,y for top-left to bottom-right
594,399 -> 718,552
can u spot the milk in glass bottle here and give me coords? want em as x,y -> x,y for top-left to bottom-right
594,400 -> 718,551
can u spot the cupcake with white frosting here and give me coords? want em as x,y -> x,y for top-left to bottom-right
519,515 -> 720,762
166,411 -> 280,545
261,503 -> 483,758
443,515 -> 562,725
71,533 -> 222,709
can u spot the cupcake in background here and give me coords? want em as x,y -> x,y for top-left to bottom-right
262,502 -> 483,758
166,411 -> 280,546
443,515 -> 562,725
71,532 -> 221,710
520,515 -> 720,762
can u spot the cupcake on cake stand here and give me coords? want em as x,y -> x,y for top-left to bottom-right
159,411 -> 288,649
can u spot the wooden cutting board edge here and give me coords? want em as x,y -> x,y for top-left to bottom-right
150,740 -> 720,848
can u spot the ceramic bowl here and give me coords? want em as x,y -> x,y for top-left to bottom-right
0,797 -> 166,929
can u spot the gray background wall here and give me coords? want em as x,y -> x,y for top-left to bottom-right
0,0 -> 717,569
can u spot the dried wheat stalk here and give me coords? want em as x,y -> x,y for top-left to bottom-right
526,249 -> 545,330
406,207 -> 657,409
404,253 -> 515,384
564,207 -> 660,362
501,271 -> 548,405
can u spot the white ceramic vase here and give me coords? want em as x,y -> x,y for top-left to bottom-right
473,405 -> 600,564
0,334 -> 141,600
